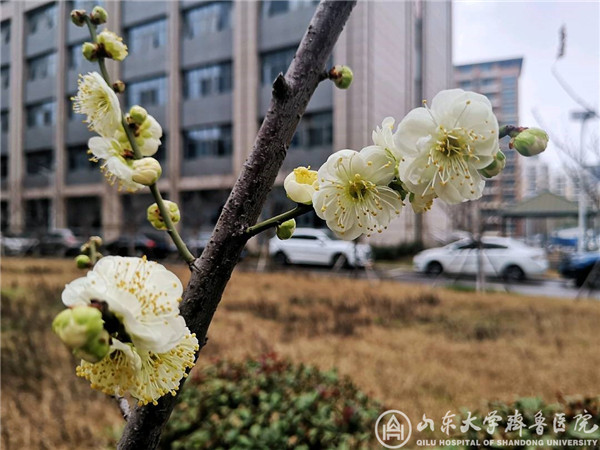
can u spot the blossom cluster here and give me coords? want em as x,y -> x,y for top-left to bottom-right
284,89 -> 547,240
56,256 -> 199,406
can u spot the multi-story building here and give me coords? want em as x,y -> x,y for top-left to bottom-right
454,57 -> 523,234
1,0 -> 452,245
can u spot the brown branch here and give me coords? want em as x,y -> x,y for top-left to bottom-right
116,2 -> 357,449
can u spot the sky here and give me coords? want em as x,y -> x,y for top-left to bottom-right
453,0 -> 600,173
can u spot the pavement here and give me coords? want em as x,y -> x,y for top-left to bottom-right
239,260 -> 600,300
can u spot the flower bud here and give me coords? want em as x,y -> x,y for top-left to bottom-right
52,306 -> 110,362
90,6 -> 108,25
75,254 -> 92,269
329,65 -> 353,89
479,150 -> 506,178
132,157 -> 162,185
276,219 -> 296,240
96,30 -> 128,61
129,105 -> 148,125
70,9 -> 87,27
147,201 -> 180,230
90,236 -> 103,247
82,42 -> 98,62
284,166 -> 318,205
510,128 -> 549,157
112,80 -> 126,93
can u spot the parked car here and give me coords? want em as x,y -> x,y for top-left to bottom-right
269,228 -> 372,268
186,232 -> 213,257
558,251 -> 600,287
105,232 -> 175,260
35,229 -> 83,256
0,232 -> 39,256
413,237 -> 549,281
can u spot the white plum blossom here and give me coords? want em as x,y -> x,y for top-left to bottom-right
372,116 -> 400,162
396,89 -> 499,204
88,136 -> 144,192
284,166 -> 318,205
96,30 -> 128,61
72,72 -> 121,137
62,256 -> 199,406
313,147 -> 403,240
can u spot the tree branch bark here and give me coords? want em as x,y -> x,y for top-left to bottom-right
117,2 -> 357,448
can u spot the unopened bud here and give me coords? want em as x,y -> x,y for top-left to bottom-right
276,219 -> 296,240
132,157 -> 162,185
90,236 -> 103,247
90,6 -> 108,25
70,9 -> 86,27
129,105 -> 148,125
479,150 -> 506,178
52,306 -> 110,362
112,80 -> 126,93
82,42 -> 98,62
147,201 -> 180,230
75,254 -> 92,269
329,65 -> 353,89
511,128 -> 549,157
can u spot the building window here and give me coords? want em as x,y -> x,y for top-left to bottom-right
261,0 -> 318,17
261,47 -> 296,85
67,144 -> 95,171
1,66 -> 8,89
27,52 -> 57,81
155,133 -> 167,163
26,150 -> 53,175
184,62 -> 232,99
458,80 -> 471,90
480,78 -> 495,87
71,0 -> 103,11
290,111 -> 332,149
0,155 -> 7,180
68,43 -> 84,70
26,101 -> 56,127
27,3 -> 57,35
183,125 -> 232,158
1,110 -> 8,132
127,77 -> 167,106
127,19 -> 167,53
183,2 -> 233,39
1,20 -> 10,45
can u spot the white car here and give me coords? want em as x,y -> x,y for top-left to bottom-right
413,237 -> 549,281
269,228 -> 372,268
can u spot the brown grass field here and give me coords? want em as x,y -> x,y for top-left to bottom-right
2,257 -> 599,449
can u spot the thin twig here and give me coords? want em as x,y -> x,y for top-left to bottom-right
115,396 -> 131,421
245,204 -> 313,237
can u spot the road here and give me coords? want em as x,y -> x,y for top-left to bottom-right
242,262 -> 600,300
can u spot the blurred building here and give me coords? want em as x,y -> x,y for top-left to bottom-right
0,0 -> 453,245
454,57 -> 523,234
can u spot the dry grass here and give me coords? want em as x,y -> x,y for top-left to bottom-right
2,257 -> 600,449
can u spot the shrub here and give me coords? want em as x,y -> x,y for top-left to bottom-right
160,353 -> 381,449
371,241 -> 425,260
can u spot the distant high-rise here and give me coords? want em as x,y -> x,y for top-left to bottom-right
1,0 -> 453,245
454,57 -> 523,234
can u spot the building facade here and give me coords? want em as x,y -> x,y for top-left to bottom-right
0,0 -> 452,245
454,57 -> 523,234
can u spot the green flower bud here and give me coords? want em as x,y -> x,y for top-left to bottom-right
129,105 -> 148,125
132,157 -> 162,185
147,201 -> 180,230
70,9 -> 87,27
511,128 -> 549,157
82,42 -> 98,62
112,80 -> 126,93
90,6 -> 108,25
276,219 -> 296,240
52,306 -> 109,362
479,150 -> 506,178
329,65 -> 353,89
75,254 -> 92,269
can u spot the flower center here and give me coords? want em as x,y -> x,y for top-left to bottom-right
348,174 -> 374,200
293,166 -> 317,185
435,128 -> 469,157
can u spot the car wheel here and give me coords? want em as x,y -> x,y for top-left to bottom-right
273,251 -> 289,265
425,261 -> 443,276
503,265 -> 525,282
331,253 -> 348,269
